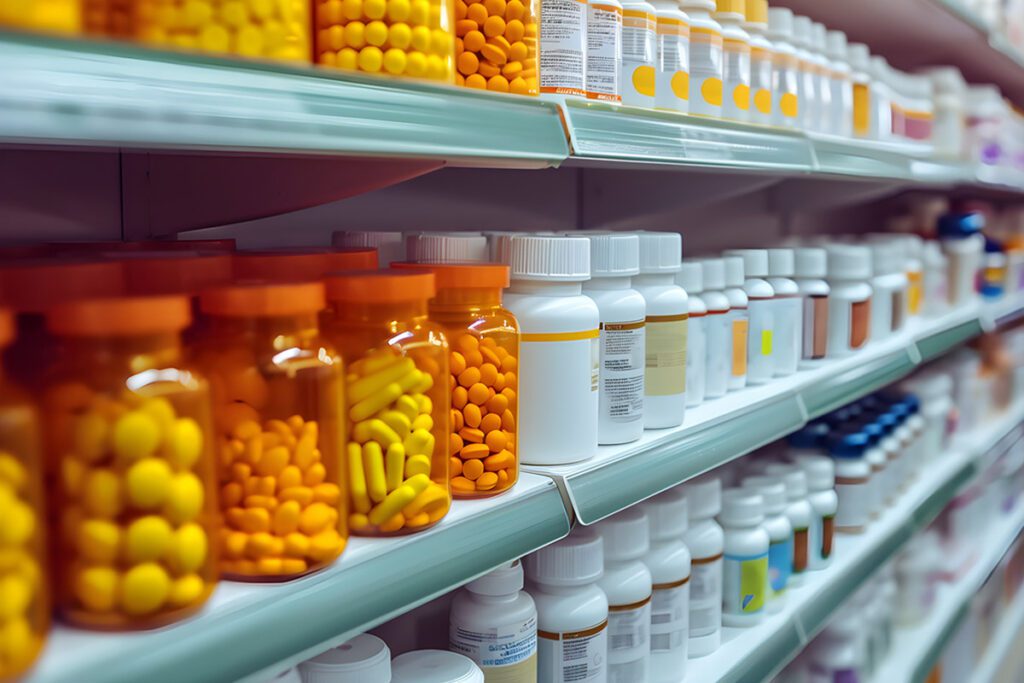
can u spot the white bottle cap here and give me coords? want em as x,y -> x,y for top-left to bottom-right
792,15 -> 812,48
406,232 -> 488,263
724,256 -> 745,287
794,455 -> 836,490
466,560 -> 524,597
812,22 -> 827,52
508,235 -> 590,282
741,476 -> 787,516
676,261 -> 704,294
596,507 -> 650,561
826,30 -> 848,60
767,248 -> 795,277
764,463 -> 809,500
826,244 -> 872,280
637,231 -> 682,274
719,488 -> 765,526
298,634 -> 391,683
681,0 -> 715,11
723,249 -> 770,278
272,669 -> 302,683
682,476 -> 722,519
870,55 -> 889,80
767,7 -> 794,40
699,258 -> 727,290
642,487 -> 689,540
847,43 -> 870,72
482,231 -> 519,262
794,248 -> 827,278
586,232 -> 641,278
525,528 -> 604,586
867,240 -> 903,277
332,231 -> 405,267
391,651 -> 483,683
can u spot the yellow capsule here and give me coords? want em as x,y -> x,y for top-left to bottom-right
367,419 -> 401,446
284,532 -> 311,558
165,418 -> 203,471
411,413 -> 434,432
404,454 -> 432,479
299,502 -> 335,535
279,464 -> 303,490
348,357 -> 415,403
294,434 -> 319,471
344,21 -> 367,49
125,515 -> 173,563
366,20 -> 389,47
308,528 -> 345,562
364,0 -> 387,18
120,563 -> 170,616
272,500 -> 302,536
257,445 -> 290,477
348,443 -> 371,513
279,486 -> 314,507
385,442 -> 405,492
409,0 -> 429,24
367,484 -> 418,526
304,462 -> 327,486
350,382 -> 402,421
77,519 -> 121,563
410,25 -> 432,51
379,410 -> 412,440
402,483 -> 449,518
394,395 -> 421,421
167,523 -> 208,574
415,394 -> 433,415
61,457 -> 86,497
403,428 -> 435,458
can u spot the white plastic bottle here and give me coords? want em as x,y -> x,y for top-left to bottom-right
825,244 -> 873,358
826,30 -> 853,138
847,42 -> 872,139
795,455 -> 838,570
741,476 -> 793,611
505,235 -> 601,465
621,0 -> 658,108
722,249 -> 775,384
763,464 -> 813,584
766,8 -> 799,128
714,0 -> 751,122
678,262 -> 707,409
830,431 -> 873,534
867,240 -> 909,342
450,561 -> 538,682
635,232 -> 688,429
680,476 -> 724,657
743,0 -> 773,125
680,0 -> 724,117
766,248 -> 802,377
540,0 -> 588,98
718,488 -> 770,626
640,488 -> 691,681
698,258 -> 731,399
792,16 -> 817,133
794,247 -> 830,366
651,0 -> 690,112
595,508 -> 653,682
922,241 -> 949,318
332,230 -> 406,267
525,529 -> 609,683
861,423 -> 887,519
870,56 -> 894,141
583,232 -> 647,446
298,633 -> 391,683
391,651 -> 484,683
587,0 -> 623,103
723,256 -> 749,390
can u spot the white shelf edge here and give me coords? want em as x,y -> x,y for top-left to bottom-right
970,578 -> 1024,683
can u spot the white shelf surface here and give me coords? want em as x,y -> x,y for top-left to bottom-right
28,473 -> 571,683
970,578 -> 1024,683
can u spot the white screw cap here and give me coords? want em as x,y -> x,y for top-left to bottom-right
298,634 -> 391,683
677,261 -> 704,294
723,249 -> 770,278
826,244 -> 872,281
595,507 -> 650,561
741,475 -> 788,516
767,7 -> 794,40
794,248 -> 827,278
637,231 -> 683,274
767,248 -> 796,277
641,487 -> 689,540
586,232 -> 641,278
466,560 -> 525,597
764,463 -> 809,500
391,651 -> 483,683
406,232 -> 488,263
719,488 -> 765,527
508,235 -> 591,282
526,527 -> 604,586
682,476 -> 722,519
724,256 -> 745,287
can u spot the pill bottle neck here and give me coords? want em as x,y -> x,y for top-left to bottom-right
634,273 -> 677,287
61,332 -> 185,372
430,287 -> 504,311
508,281 -> 584,297
325,300 -> 430,326
585,276 -> 634,291
203,312 -> 322,350
467,591 -> 520,605
532,581 -> 590,596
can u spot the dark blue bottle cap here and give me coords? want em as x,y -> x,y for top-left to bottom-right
829,431 -> 870,458
788,421 -> 830,449
937,212 -> 984,239
862,422 -> 883,445
876,414 -> 898,434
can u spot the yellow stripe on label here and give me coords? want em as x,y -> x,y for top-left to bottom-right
761,329 -> 773,356
521,329 -> 600,342
751,47 -> 773,60
724,38 -> 750,52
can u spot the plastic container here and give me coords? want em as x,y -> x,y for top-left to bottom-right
298,633 -> 391,683
862,423 -> 887,519
234,248 -> 378,282
333,230 -> 406,267
904,75 -> 935,143
452,0 -> 539,94
392,263 -> 519,498
680,0 -> 724,118
595,508 -> 653,682
0,1 -> 81,33
870,56 -> 894,141
922,241 -> 950,317
718,488 -> 769,626
651,0 -> 690,113
766,249 -> 802,377
795,455 -> 838,570
405,233 -> 489,263
273,667 -> 303,683
540,0 -> 587,98
903,372 -> 953,468
392,650 -> 484,683
450,561 -> 538,681
582,233 -> 647,446
763,464 -> 812,584
867,239 -> 909,342
830,431 -> 872,534
938,212 -> 985,307
714,0 -> 751,122
586,0 -> 623,103
826,30 -> 853,137
195,281 -> 346,579
743,0 -> 773,125
766,8 -> 799,128
677,262 -> 707,409
504,236 -> 599,464
322,270 -> 451,535
525,529 -> 609,683
620,0 -> 658,108
722,249 -> 775,385
791,16 -> 817,133
698,259 -> 731,400
793,248 -> 830,365
893,531 -> 941,626
847,43 -> 872,139
315,0 -> 454,83
640,488 -> 691,681
825,244 -> 873,357
635,232 -> 687,429
810,22 -> 832,133
722,256 -> 749,390
896,234 -> 925,318
741,476 -> 793,611
680,477 -> 723,656
44,295 -> 218,628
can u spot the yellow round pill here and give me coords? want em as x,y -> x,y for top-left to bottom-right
409,0 -> 429,24
365,20 -> 389,46
237,25 -> 265,56
344,21 -> 367,48
0,574 -> 30,621
426,54 -> 448,80
342,0 -> 363,20
77,519 -> 121,564
81,468 -> 124,519
126,458 -> 173,510
120,563 -> 170,616
168,523 -> 208,574
388,0 -> 411,21
113,411 -> 161,463
411,25 -> 432,51
75,565 -> 119,613
338,47 -> 359,69
165,418 -> 203,471
431,28 -> 451,55
389,22 -> 413,49
165,472 -> 204,524
509,75 -> 529,95
200,23 -> 231,53
406,51 -> 428,77
72,412 -> 109,463
140,397 -> 176,432
383,48 -> 408,75
168,574 -> 205,608
358,46 -> 384,72
125,515 -> 173,563
364,0 -> 387,19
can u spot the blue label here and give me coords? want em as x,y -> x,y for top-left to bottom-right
768,538 -> 793,594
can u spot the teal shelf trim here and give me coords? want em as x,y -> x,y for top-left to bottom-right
916,317 -> 985,362
808,134 -> 915,180
801,347 -> 918,419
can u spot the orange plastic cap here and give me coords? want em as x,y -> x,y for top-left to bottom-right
391,262 -> 510,289
147,239 -> 237,253
48,296 -> 191,337
233,251 -> 330,282
123,254 -> 233,296
0,309 -> 14,348
324,248 -> 378,272
200,281 -> 326,317
0,259 -> 125,313
325,269 -> 436,303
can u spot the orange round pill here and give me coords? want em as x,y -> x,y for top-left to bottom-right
476,472 -> 499,490
450,433 -> 463,454
458,367 -> 481,387
466,73 -> 487,89
464,29 -> 486,52
457,51 -> 479,75
505,0 -> 525,20
486,393 -> 508,415
450,456 -> 463,476
467,382 -> 490,405
460,427 -> 485,443
501,387 -> 516,403
478,62 -> 500,78
452,385 -> 468,409
501,409 -> 515,431
480,413 -> 501,433
503,61 -> 523,78
484,0 -> 506,15
456,19 -> 477,36
479,363 -> 499,386
503,372 -> 517,389
509,40 -> 528,61
480,337 -> 497,349
455,334 -> 479,354
467,3 -> 488,25
498,469 -> 509,486
493,373 -> 506,390
480,345 -> 501,366
500,356 -> 517,373
464,349 -> 483,367
480,43 -> 507,65
509,76 -> 530,95
452,476 -> 476,493
452,409 -> 465,432
488,35 -> 512,54
463,403 -> 482,428
455,0 -> 468,19
485,430 -> 507,452
463,459 -> 484,480
460,443 -> 490,460
483,15 -> 505,37
504,18 -> 524,42
450,351 -> 467,375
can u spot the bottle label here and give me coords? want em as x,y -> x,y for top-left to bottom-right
644,314 -> 687,396
802,295 -> 828,360
807,511 -> 823,568
768,536 -> 793,597
730,312 -> 748,377
537,620 -> 608,683
853,81 -> 871,136
799,59 -> 816,129
772,52 -> 800,124
688,553 -> 722,638
815,65 -> 831,132
621,10 -> 656,106
892,290 -> 905,330
723,550 -> 768,616
721,38 -> 751,119
540,0 -> 588,97
685,313 -> 706,404
835,474 -> 871,530
656,16 -> 690,111
650,578 -> 689,653
907,271 -> 923,314
747,298 -> 774,382
822,514 -> 834,560
750,46 -> 773,120
688,26 -> 723,115
703,310 -> 730,396
450,615 -> 539,679
598,320 -> 645,425
608,597 -> 651,652
586,3 -> 623,102
793,526 -> 809,574
830,72 -> 853,136
849,299 -> 870,350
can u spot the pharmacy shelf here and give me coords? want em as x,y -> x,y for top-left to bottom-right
685,403 -> 1024,683
28,473 -> 570,683
970,580 -> 1024,683
524,299 -> 1019,525
872,497 -> 1024,683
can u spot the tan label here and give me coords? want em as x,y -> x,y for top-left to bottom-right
850,299 -> 870,350
645,315 -> 687,396
803,295 -> 828,360
731,318 -> 748,376
907,271 -> 922,314
853,82 -> 870,136
822,516 -> 834,559
793,527 -> 808,573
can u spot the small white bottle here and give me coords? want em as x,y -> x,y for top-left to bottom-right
722,249 -> 775,385
740,475 -> 793,611
677,262 -> 707,409
766,8 -> 800,128
450,561 -> 538,681
332,230 -> 405,267
718,488 -> 770,626
847,42 -> 872,139
680,0 -> 724,117
525,529 -> 609,683
583,233 -> 647,446
635,232 -> 688,429
791,16 -> 817,133
825,244 -> 873,358
766,248 -> 802,377
621,0 -> 658,108
867,239 -> 909,342
826,30 -> 854,138
810,22 -> 832,134
595,508 -> 654,682
540,0 -> 588,99
870,56 -> 894,141
743,0 -> 773,125
680,476 -> 724,657
922,241 -> 949,318
793,247 -> 830,366
505,236 -> 601,465
861,424 -> 887,519
640,488 -> 692,681
763,464 -> 813,584
830,431 -> 873,534
714,0 -> 751,122
794,455 -> 838,570
723,256 -> 749,390
698,258 -> 731,399
651,0 -> 691,113
587,0 -> 623,103
391,651 -> 484,683
406,232 -> 489,263
298,633 -> 391,683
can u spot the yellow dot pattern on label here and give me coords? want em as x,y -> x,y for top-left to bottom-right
754,89 -> 772,114
671,71 -> 690,100
733,83 -> 750,111
780,92 -> 799,119
633,65 -> 656,97
701,77 -> 723,106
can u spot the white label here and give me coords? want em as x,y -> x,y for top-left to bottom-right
688,29 -> 723,116
835,472 -> 872,530
586,3 -> 622,102
703,310 -> 730,398
772,53 -> 800,127
829,73 -> 853,137
688,557 -> 721,638
650,581 -> 689,654
621,10 -> 656,107
451,616 -> 538,680
655,17 -> 688,112
806,511 -> 823,569
770,296 -> 802,376
540,0 -> 587,97
721,41 -> 751,121
749,47 -> 773,124
815,66 -> 831,133
599,321 -> 645,425
538,622 -> 608,683
746,298 -> 775,384
607,601 -> 650,682
685,314 -> 706,406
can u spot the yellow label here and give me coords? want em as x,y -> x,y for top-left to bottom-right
701,78 -> 723,106
853,82 -> 870,136
753,89 -> 771,114
671,71 -> 690,100
907,271 -> 923,315
733,83 -> 750,111
760,329 -> 772,356
645,316 -> 687,396
633,65 -> 656,96
732,319 -> 748,376
780,92 -> 799,119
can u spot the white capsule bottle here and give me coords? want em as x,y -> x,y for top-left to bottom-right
680,0 -> 724,117
587,0 -> 623,103
722,249 -> 776,384
621,0 -> 658,108
825,244 -> 873,358
698,258 -> 731,399
794,247 -> 830,367
714,0 -> 751,122
764,464 -> 814,584
723,256 -> 749,390
681,476 -> 724,657
766,8 -> 800,128
651,0 -> 691,112
794,455 -> 838,570
677,262 -> 707,409
718,488 -> 770,626
743,0 -> 774,125
741,476 -> 793,611
766,248 -> 802,377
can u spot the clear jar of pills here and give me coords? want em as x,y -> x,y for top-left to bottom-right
453,0 -> 538,94
0,0 -> 81,33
